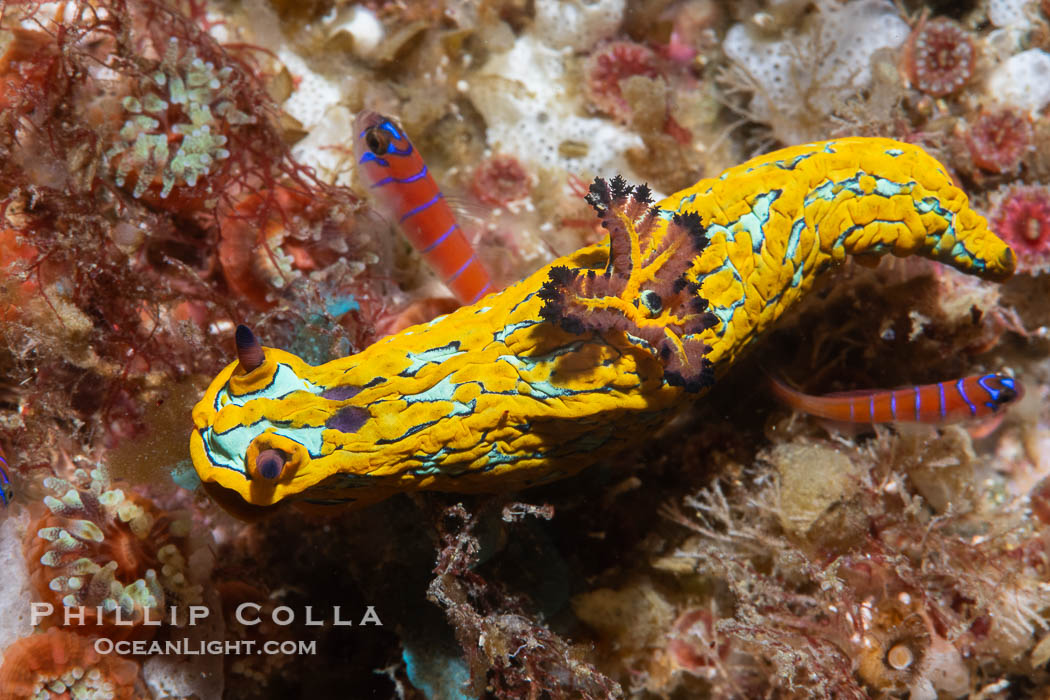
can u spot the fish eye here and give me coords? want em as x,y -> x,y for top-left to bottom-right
997,377 -> 1018,402
365,128 -> 391,155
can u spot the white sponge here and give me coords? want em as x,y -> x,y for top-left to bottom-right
723,0 -> 909,141
278,48 -> 343,132
0,514 -> 33,663
986,49 -> 1050,114
987,0 -> 1035,29
533,0 -> 626,51
468,34 -> 645,179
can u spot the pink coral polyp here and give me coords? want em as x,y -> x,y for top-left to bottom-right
990,185 -> 1050,274
907,18 -> 975,97
967,108 -> 1032,173
471,154 -> 531,206
584,41 -> 663,123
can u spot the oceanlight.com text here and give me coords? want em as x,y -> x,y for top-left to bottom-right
94,638 -> 318,656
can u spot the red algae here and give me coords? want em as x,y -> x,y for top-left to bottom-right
374,296 -> 460,337
665,607 -> 728,675
0,227 -> 39,321
0,29 -> 57,119
217,185 -> 363,310
429,504 -> 622,700
471,154 -> 531,207
584,41 -> 664,123
660,0 -> 720,67
0,0 -> 382,465
1032,475 -> 1050,525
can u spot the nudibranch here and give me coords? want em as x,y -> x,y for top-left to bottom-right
190,138 -> 1016,518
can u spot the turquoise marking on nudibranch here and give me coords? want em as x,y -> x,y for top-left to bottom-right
400,342 -> 464,376
214,363 -> 324,411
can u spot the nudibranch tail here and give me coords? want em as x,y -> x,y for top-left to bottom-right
668,137 -> 1017,372
190,137 -> 1017,518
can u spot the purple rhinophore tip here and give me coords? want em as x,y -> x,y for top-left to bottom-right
235,324 -> 265,372
256,449 -> 286,480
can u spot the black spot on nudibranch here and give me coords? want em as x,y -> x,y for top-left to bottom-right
322,385 -> 363,401
691,297 -> 713,315
585,178 -> 611,211
538,266 -> 589,335
538,266 -> 574,309
665,366 -> 715,394
326,406 -> 370,433
639,290 -> 663,316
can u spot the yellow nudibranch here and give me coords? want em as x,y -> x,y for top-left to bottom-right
190,138 -> 1016,518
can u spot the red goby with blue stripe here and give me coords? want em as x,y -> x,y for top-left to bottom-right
354,111 -> 494,305
770,373 -> 1023,424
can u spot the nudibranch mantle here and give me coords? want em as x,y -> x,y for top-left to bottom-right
191,137 -> 1015,516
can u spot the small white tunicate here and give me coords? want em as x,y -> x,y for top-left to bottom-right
330,5 -> 384,56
